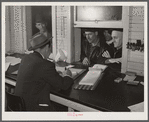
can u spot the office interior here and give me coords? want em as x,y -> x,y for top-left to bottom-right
4,5 -> 145,113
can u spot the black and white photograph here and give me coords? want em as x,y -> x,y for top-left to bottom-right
2,1 -> 148,121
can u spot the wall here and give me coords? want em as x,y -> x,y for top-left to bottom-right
5,7 -> 11,53
121,6 -> 144,76
52,6 -> 74,63
5,6 -> 32,53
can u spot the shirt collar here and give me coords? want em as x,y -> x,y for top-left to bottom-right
38,52 -> 45,59
116,46 -> 122,50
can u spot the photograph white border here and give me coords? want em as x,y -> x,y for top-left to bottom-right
2,1 -> 148,121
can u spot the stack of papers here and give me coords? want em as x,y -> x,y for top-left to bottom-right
79,64 -> 107,86
79,69 -> 102,85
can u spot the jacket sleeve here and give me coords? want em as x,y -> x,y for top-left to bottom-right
42,62 -> 74,90
105,43 -> 114,58
80,40 -> 87,62
97,56 -> 108,64
96,43 -> 114,64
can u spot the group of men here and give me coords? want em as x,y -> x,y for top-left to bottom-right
81,28 -> 123,67
14,14 -> 123,111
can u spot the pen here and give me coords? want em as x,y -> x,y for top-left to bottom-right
65,67 -> 67,70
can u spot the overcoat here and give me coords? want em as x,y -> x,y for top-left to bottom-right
15,51 -> 73,111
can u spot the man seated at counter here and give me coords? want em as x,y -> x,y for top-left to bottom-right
14,34 -> 73,111
80,28 -> 114,66
102,30 -> 123,69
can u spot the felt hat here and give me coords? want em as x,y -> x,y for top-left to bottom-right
83,28 -> 99,32
28,33 -> 53,51
35,14 -> 46,24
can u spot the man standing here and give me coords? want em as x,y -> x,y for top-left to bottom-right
34,14 -> 51,38
15,34 -> 73,111
80,28 -> 114,66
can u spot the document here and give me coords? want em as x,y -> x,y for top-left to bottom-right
56,66 -> 85,79
128,102 -> 144,112
5,56 -> 21,66
55,66 -> 65,72
79,64 -> 107,86
123,75 -> 136,81
11,70 -> 18,74
79,68 -> 102,85
5,62 -> 10,72
69,68 -> 84,78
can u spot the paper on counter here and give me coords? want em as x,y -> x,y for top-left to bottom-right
5,56 -> 21,66
55,49 -> 67,62
25,50 -> 33,54
55,66 -> 65,72
5,62 -> 10,71
123,75 -> 136,81
79,69 -> 102,85
140,81 -> 144,85
128,102 -> 144,112
66,65 -> 74,69
11,70 -> 18,74
92,64 -> 107,71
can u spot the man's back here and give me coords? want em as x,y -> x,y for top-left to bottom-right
15,51 -> 73,111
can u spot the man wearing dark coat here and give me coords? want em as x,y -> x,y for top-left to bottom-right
15,33 -> 73,111
102,30 -> 123,70
80,28 -> 114,66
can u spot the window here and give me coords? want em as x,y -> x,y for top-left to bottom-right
76,6 -> 122,22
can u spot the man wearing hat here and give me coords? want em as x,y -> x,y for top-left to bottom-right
15,34 -> 73,111
80,28 -> 114,66
34,14 -> 51,38
25,14 -> 51,54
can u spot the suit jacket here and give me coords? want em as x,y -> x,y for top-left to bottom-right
105,47 -> 122,71
113,47 -> 122,58
15,51 -> 73,111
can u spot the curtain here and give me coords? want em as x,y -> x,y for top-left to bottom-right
5,6 -> 32,54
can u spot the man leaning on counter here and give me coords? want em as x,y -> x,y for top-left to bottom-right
14,33 -> 74,111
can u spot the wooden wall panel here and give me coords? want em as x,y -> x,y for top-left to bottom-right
129,16 -> 144,24
129,23 -> 144,32
127,68 -> 144,76
128,51 -> 144,63
127,61 -> 144,71
129,31 -> 144,40
53,6 -> 74,63
121,6 -> 144,76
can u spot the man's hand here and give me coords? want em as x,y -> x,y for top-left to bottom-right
106,40 -> 114,45
109,58 -> 122,63
82,57 -> 90,66
102,51 -> 111,58
62,69 -> 72,77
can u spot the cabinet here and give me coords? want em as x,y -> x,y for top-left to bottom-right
74,6 -> 128,28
